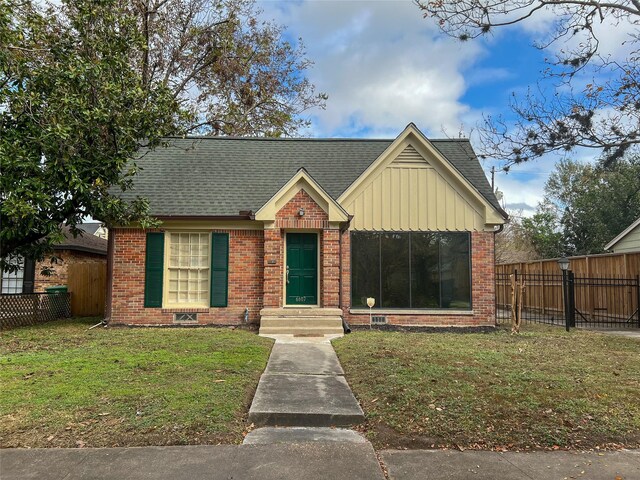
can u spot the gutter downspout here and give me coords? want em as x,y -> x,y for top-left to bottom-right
493,223 -> 505,326
339,215 -> 354,333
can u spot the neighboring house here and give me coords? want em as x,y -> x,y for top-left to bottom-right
604,216 -> 640,254
106,124 -> 508,333
1,226 -> 108,294
78,222 -> 109,239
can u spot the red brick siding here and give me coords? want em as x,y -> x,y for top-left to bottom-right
35,250 -> 106,292
322,229 -> 340,308
275,189 -> 330,230
109,228 -> 263,325
342,230 -> 496,327
263,228 -> 283,308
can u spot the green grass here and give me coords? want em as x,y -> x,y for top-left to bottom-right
0,318 -> 273,448
334,325 -> 640,450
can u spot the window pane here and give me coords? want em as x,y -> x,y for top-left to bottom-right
381,233 -> 410,308
439,233 -> 471,309
410,233 -> 440,308
1,256 -> 25,294
166,233 -> 210,305
351,232 -> 380,308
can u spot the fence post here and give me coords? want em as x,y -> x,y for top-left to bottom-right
568,270 -> 576,328
637,275 -> 640,328
514,269 -> 519,326
562,268 -> 569,331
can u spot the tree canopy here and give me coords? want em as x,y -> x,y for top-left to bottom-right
418,1 -> 640,168
1,0 -> 326,269
132,0 -> 327,136
1,0 -> 183,268
519,156 -> 640,258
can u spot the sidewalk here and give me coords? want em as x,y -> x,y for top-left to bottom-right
0,443 -> 385,480
4,446 -> 640,480
381,449 -> 640,480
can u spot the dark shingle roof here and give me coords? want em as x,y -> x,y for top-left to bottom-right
78,223 -> 102,235
121,136 -> 504,218
54,226 -> 108,255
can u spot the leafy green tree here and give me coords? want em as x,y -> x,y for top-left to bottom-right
521,204 -> 564,259
524,157 -> 640,257
0,0 -> 184,269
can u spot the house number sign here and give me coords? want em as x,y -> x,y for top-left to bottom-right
296,296 -> 307,302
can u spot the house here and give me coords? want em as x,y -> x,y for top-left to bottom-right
78,222 -> 109,240
1,226 -> 108,294
106,124 -> 507,333
604,216 -> 640,254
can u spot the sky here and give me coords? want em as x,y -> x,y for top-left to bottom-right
257,0 -> 631,215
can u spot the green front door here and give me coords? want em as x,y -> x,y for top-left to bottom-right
286,233 -> 318,305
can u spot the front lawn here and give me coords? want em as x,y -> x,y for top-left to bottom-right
0,318 -> 273,448
334,325 -> 640,450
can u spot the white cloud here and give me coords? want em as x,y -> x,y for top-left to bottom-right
261,0 -> 484,137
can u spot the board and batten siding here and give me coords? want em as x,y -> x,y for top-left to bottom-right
612,223 -> 640,253
343,145 -> 487,231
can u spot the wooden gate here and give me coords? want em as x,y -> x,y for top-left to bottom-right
67,262 -> 107,317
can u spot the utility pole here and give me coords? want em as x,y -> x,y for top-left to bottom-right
491,166 -> 495,191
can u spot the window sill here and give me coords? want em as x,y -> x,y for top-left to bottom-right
162,307 -> 209,313
349,308 -> 474,316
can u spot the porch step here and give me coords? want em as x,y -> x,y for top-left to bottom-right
259,308 -> 344,336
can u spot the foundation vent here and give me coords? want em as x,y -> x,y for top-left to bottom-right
174,313 -> 198,323
371,315 -> 388,325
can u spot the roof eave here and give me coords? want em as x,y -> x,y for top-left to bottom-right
604,216 -> 640,250
53,245 -> 107,256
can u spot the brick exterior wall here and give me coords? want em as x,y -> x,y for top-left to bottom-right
107,189 -> 497,327
109,228 -> 263,325
35,250 -> 106,292
275,189 -> 330,230
342,230 -> 496,327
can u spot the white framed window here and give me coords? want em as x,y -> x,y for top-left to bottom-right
1,256 -> 25,294
165,233 -> 210,306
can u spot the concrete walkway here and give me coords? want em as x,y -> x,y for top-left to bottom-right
247,335 -> 364,428
0,444 -> 385,480
4,446 -> 640,480
381,449 -> 640,480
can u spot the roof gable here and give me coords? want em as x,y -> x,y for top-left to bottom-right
604,216 -> 640,251
255,168 -> 349,223
338,124 -> 506,226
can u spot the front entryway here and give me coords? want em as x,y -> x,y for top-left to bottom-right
286,232 -> 318,306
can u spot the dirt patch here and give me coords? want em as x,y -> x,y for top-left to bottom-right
359,422 -> 446,450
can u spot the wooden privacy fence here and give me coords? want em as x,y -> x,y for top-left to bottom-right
0,293 -> 71,330
497,251 -> 640,278
68,262 -> 107,317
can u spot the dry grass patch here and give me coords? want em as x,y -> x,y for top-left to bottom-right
334,325 -> 640,451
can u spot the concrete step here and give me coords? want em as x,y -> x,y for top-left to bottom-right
260,317 -> 343,328
260,307 -> 343,317
259,307 -> 344,335
243,427 -> 368,445
259,326 -> 344,336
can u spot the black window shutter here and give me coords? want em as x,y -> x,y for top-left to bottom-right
144,232 -> 164,307
22,258 -> 36,293
210,233 -> 229,307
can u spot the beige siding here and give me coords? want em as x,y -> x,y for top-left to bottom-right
613,224 -> 640,253
344,145 -> 486,231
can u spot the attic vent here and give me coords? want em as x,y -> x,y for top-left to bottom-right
393,145 -> 429,166
371,315 -> 388,325
174,313 -> 197,323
